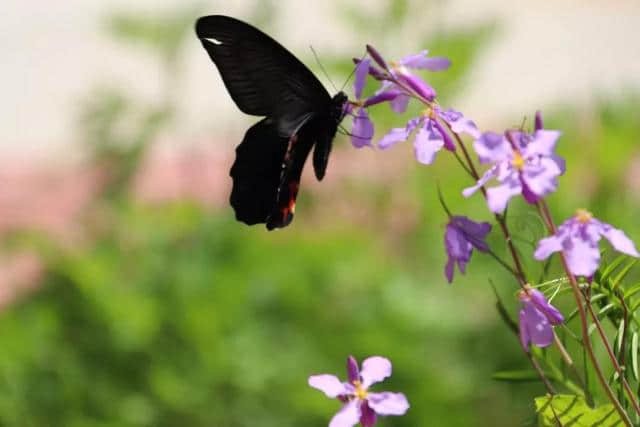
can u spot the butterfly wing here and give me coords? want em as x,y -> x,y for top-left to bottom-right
230,117 -> 316,229
229,118 -> 288,225
195,15 -> 332,135
196,15 -> 343,229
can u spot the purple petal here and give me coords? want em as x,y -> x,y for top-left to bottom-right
473,132 -> 511,164
444,256 -> 455,283
552,154 -> 566,175
309,374 -> 349,398
418,56 -> 451,71
378,127 -> 408,150
565,235 -> 601,277
534,235 -> 563,260
529,289 -> 564,325
462,166 -> 498,198
367,392 -> 410,415
520,178 -> 540,204
486,176 -> 521,213
355,57 -> 387,80
347,356 -> 359,384
366,45 -> 388,70
601,224 -> 640,257
413,126 -> 444,165
522,301 -> 554,348
431,118 -> 455,151
524,130 -> 561,157
451,216 -> 491,252
329,400 -> 361,427
352,109 -> 374,148
399,50 -> 429,67
400,51 -> 451,71
444,224 -> 472,282
438,108 -> 480,139
521,157 -> 561,198
396,71 -> 436,101
390,93 -> 410,113
535,111 -> 544,132
360,401 -> 377,427
519,309 -> 530,351
360,356 -> 392,388
363,90 -> 401,108
354,59 -> 371,99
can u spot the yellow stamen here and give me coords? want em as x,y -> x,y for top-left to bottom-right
420,107 -> 433,118
512,152 -> 525,170
575,208 -> 593,224
353,380 -> 368,400
518,284 -> 533,301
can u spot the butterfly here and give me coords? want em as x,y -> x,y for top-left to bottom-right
195,15 -> 348,230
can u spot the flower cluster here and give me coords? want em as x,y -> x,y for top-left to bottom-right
310,44 -> 640,426
343,45 -> 639,351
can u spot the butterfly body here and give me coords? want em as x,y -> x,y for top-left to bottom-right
195,15 -> 347,229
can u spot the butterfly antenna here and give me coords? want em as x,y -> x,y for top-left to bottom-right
310,45 -> 338,92
340,50 -> 368,92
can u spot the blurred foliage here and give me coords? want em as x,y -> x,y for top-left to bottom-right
1,1 -> 639,426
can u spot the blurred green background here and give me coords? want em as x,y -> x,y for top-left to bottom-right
1,1 -> 639,426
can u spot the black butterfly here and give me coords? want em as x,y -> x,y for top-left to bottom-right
195,15 -> 348,230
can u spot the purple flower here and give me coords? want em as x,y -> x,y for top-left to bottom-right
534,209 -> 639,277
360,46 -> 450,114
378,107 -> 478,165
349,58 -> 405,149
518,285 -> 564,351
309,355 -> 409,427
444,216 -> 492,283
462,127 -> 564,213
351,108 -> 374,148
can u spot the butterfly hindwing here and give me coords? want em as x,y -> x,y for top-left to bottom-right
229,118 -> 288,225
230,118 -> 316,229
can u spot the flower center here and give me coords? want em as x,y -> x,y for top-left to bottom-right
575,208 -> 593,224
353,380 -> 368,400
420,107 -> 433,118
511,151 -> 525,170
518,284 -> 533,301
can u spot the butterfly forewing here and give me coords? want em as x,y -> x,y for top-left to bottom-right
196,15 -> 331,134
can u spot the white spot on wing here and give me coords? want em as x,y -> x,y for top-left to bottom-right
204,37 -> 222,45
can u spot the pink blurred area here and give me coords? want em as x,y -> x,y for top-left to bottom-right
133,138 -> 231,206
0,141 -> 234,307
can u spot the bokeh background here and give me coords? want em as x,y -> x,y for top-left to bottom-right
2,1 -> 639,426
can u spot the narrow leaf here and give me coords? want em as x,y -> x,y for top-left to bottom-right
623,282 -> 640,299
611,259 -> 637,290
632,332 -> 638,382
600,255 -> 628,282
492,370 -> 548,382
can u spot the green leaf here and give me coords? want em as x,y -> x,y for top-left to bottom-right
492,370 -> 550,382
622,282 -> 640,299
611,259 -> 638,290
616,320 -> 625,355
597,303 -> 616,317
599,255 -> 628,283
534,394 -> 622,426
632,332 -> 638,382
